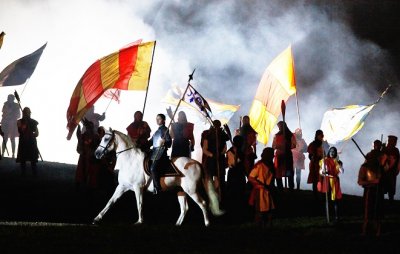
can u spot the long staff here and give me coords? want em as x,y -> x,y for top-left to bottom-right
351,138 -> 367,159
295,91 -> 301,130
322,150 -> 330,223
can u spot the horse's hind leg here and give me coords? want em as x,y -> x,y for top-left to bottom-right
187,191 -> 210,226
93,184 -> 127,224
176,191 -> 188,226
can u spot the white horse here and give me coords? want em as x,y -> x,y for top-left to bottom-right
93,129 -> 224,226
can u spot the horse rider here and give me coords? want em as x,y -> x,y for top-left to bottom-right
148,113 -> 171,194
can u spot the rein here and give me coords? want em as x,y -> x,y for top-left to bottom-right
116,146 -> 135,155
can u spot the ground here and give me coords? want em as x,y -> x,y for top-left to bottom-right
0,157 -> 399,253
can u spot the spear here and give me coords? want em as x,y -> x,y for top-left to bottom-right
351,138 -> 367,160
14,90 -> 43,162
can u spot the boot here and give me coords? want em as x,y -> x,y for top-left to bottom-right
152,176 -> 162,195
150,162 -> 161,195
333,202 -> 339,223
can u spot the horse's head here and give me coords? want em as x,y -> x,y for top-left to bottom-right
95,128 -> 115,159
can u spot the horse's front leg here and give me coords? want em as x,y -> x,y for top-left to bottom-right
133,186 -> 145,224
93,184 -> 127,224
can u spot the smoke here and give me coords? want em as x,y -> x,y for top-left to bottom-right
0,0 -> 398,198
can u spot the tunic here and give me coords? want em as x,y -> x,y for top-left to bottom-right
248,161 -> 275,212
171,122 -> 194,158
318,157 -> 342,200
16,117 -> 39,163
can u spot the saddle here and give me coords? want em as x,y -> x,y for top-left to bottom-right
144,154 -> 184,177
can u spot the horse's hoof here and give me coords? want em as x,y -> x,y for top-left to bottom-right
216,209 -> 226,216
92,219 -> 101,226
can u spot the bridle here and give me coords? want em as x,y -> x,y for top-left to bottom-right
97,131 -> 115,157
98,131 -> 136,156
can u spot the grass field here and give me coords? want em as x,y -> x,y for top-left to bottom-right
0,157 -> 399,253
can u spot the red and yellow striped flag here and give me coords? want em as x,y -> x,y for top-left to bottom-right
248,45 -> 296,144
66,40 -> 155,139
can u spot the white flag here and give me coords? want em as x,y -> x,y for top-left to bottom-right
321,104 -> 375,145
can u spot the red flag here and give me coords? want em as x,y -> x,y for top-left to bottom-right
102,89 -> 121,103
66,40 -> 155,140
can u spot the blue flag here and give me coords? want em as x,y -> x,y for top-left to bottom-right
185,84 -> 212,118
0,43 -> 47,87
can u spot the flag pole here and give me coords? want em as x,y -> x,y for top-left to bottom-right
295,91 -> 301,129
19,79 -> 31,98
281,100 -> 288,189
103,89 -> 119,113
374,84 -> 391,104
142,41 -> 157,116
165,69 -> 195,132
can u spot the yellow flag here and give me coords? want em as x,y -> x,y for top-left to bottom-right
248,45 -> 296,144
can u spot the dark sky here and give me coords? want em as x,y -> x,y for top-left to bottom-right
344,1 -> 400,87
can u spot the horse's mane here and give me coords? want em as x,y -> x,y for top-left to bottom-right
111,129 -> 144,153
112,130 -> 136,147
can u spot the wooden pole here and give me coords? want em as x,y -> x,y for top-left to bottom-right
323,150 -> 330,224
103,89 -> 119,113
142,41 -> 157,116
295,91 -> 301,130
281,100 -> 288,189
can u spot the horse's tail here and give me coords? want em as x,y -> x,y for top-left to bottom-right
198,162 -> 225,216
